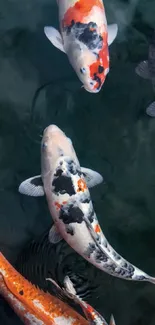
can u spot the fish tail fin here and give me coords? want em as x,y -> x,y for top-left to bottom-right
147,276 -> 155,285
109,314 -> 116,325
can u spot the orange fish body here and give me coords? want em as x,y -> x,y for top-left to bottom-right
0,252 -> 88,325
44,0 -> 118,93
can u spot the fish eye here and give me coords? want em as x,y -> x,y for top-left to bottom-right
80,67 -> 86,74
42,142 -> 47,149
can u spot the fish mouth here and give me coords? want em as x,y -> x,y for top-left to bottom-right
43,124 -> 60,135
83,86 -> 100,93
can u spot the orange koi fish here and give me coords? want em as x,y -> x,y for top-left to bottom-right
0,252 -> 88,324
44,0 -> 118,93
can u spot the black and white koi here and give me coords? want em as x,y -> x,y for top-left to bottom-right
19,125 -> 155,285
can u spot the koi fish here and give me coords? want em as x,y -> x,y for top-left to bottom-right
0,251 -> 88,324
136,29 -> 155,116
44,0 -> 118,93
19,125 -> 155,284
47,275 -> 116,325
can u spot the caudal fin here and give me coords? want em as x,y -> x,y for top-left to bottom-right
147,276 -> 155,285
109,314 -> 116,325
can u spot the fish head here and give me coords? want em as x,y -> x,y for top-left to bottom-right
41,125 -> 78,178
66,37 -> 109,93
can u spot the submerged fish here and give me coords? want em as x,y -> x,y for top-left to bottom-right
136,30 -> 155,116
44,0 -> 118,93
19,125 -> 155,284
0,251 -> 88,324
47,275 -> 115,325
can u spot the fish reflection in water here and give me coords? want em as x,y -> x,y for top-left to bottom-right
15,229 -> 112,313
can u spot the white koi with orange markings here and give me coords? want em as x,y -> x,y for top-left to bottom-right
19,125 -> 155,285
44,0 -> 118,93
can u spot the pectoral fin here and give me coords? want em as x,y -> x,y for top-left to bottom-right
146,101 -> 155,117
18,176 -> 44,196
48,224 -> 63,244
44,26 -> 66,53
81,167 -> 103,188
107,24 -> 118,45
135,60 -> 150,79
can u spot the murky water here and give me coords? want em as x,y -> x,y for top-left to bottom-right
1,0 -> 155,324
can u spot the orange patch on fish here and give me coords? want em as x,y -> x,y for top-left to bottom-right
89,31 -> 109,91
94,224 -> 101,233
77,179 -> 87,192
62,0 -> 104,27
86,304 -> 96,320
54,201 -> 61,210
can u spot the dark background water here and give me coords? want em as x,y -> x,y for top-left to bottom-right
1,0 -> 155,324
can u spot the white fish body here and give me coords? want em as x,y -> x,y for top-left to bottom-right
19,125 -> 155,284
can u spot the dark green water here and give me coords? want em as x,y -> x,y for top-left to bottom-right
1,0 -> 155,324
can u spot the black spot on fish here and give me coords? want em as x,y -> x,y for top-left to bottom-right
112,251 -> 121,260
60,204 -> 84,224
87,209 -> 95,223
93,51 -> 99,59
96,234 -> 101,244
117,269 -> 127,276
52,171 -> 76,196
54,168 -> 63,177
98,65 -> 104,74
127,264 -> 135,273
66,159 -> 81,176
134,275 -> 146,281
95,249 -> 108,263
84,243 -> 96,258
66,225 -> 74,236
19,290 -> 24,295
105,263 -> 117,273
80,67 -> 86,74
122,262 -> 128,268
30,177 -> 43,187
64,20 -> 103,51
93,73 -> 102,90
82,197 -> 90,204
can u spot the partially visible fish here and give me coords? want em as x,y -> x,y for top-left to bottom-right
0,252 -> 88,324
136,30 -> 155,116
44,0 -> 118,93
47,275 -> 116,325
19,125 -> 155,285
